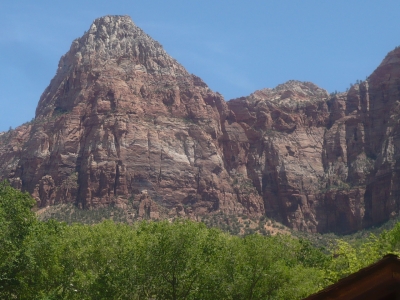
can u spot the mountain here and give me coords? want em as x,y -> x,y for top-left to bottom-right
0,15 -> 264,221
1,15 -> 400,234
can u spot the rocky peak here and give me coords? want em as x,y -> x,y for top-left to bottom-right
72,15 -> 178,72
376,46 -> 400,69
249,80 -> 329,105
35,15 -> 191,119
3,16 -> 400,235
2,15 -> 248,217
367,47 -> 400,87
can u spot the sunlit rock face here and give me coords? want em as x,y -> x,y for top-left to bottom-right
0,15 -> 263,219
226,47 -> 400,234
1,15 -> 400,234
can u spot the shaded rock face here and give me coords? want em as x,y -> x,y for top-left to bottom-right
226,48 -> 400,234
1,15 -> 400,234
0,15 -> 263,218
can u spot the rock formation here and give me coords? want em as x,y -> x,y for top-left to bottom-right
0,15 -> 263,221
226,48 -> 400,233
1,15 -> 400,234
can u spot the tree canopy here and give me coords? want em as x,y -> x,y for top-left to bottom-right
1,181 -> 400,299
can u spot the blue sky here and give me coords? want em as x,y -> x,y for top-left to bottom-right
1,0 -> 400,132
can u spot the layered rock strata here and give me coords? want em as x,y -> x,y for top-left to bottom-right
1,15 -> 400,233
0,15 -> 263,219
226,48 -> 400,233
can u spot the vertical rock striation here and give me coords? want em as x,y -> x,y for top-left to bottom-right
0,15 -> 263,218
226,47 -> 400,233
1,15 -> 400,233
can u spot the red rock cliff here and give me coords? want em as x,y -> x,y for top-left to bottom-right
1,15 -> 400,234
226,47 -> 400,233
0,15 -> 263,218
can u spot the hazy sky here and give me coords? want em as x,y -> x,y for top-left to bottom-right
1,0 -> 400,132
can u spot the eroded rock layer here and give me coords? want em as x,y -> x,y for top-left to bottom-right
226,48 -> 400,233
0,15 -> 264,220
1,15 -> 400,233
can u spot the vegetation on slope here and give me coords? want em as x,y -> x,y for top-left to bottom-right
1,181 -> 400,299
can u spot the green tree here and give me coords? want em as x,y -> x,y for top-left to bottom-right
225,234 -> 324,300
0,181 -> 37,298
140,220 -> 227,299
18,220 -> 67,299
0,182 -> 333,299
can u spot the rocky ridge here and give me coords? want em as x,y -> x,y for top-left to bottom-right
1,15 -> 400,234
0,15 -> 264,221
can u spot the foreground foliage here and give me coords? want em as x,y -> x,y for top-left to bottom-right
1,182 -> 400,299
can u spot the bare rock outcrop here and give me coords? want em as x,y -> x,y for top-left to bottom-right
134,190 -> 160,220
0,15 -> 262,219
225,47 -> 400,233
1,15 -> 400,234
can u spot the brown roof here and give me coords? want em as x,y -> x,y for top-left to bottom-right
303,254 -> 400,300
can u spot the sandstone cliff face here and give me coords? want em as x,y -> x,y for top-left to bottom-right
225,48 -> 400,233
226,81 -> 332,233
1,15 -> 400,234
0,15 -> 263,218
